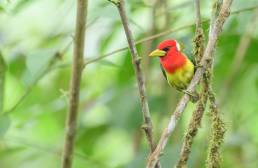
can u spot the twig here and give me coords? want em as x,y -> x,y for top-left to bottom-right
0,52 -> 6,114
204,2 -> 229,166
206,84 -> 226,168
194,0 -> 202,29
110,0 -> 160,167
146,0 -> 233,167
61,0 -> 87,168
209,0 -> 223,36
83,5 -> 258,67
193,0 -> 205,64
176,84 -> 208,168
175,0 -> 207,167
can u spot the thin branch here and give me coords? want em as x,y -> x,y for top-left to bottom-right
193,0 -> 205,64
209,0 -> 223,36
204,2 -> 231,166
115,0 -> 155,150
83,5 -> 258,67
176,84 -> 208,168
194,0 -> 202,29
61,0 -> 87,168
111,0 -> 160,167
206,83 -> 226,168
175,0 -> 207,167
146,0 -> 233,167
0,52 -> 6,114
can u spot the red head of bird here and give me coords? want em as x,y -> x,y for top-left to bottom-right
149,39 -> 186,73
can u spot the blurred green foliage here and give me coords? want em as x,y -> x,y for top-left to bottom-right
0,0 -> 258,168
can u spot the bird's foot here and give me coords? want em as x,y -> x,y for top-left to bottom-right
195,64 -> 203,69
141,124 -> 150,131
182,90 -> 199,103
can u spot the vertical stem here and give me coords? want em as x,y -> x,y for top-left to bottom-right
0,52 -> 6,114
194,0 -> 202,28
205,1 -> 232,167
209,0 -> 223,37
113,0 -> 160,167
61,1 -> 87,168
193,0 -> 205,64
175,1 -> 207,167
116,0 -> 154,151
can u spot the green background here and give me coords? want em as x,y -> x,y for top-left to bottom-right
0,0 -> 258,167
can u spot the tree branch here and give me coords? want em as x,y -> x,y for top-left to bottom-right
193,0 -> 205,64
175,0 -> 207,167
206,84 -> 226,167
61,0 -> 87,168
146,1 -> 233,167
111,0 -> 160,167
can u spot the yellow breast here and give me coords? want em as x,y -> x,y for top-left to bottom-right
166,58 -> 194,90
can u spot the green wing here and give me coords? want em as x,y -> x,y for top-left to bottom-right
160,64 -> 168,81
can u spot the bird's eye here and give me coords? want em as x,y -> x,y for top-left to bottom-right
162,47 -> 170,51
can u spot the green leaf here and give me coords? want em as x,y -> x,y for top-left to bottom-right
116,51 -> 134,86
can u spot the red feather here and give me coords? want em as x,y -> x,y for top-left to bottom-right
157,40 -> 186,74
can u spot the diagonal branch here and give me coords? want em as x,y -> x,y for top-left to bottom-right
146,0 -> 233,167
175,0 -> 207,167
61,0 -> 88,168
110,0 -> 160,167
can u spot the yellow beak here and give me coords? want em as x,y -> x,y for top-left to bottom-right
149,49 -> 166,57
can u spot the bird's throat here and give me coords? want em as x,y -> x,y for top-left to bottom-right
160,51 -> 186,74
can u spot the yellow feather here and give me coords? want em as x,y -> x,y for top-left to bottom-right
166,58 -> 194,90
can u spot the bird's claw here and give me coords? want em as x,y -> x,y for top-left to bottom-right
136,57 -> 142,65
141,124 -> 149,130
183,90 -> 199,103
195,64 -> 203,69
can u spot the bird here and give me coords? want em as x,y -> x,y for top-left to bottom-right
149,39 -> 197,99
